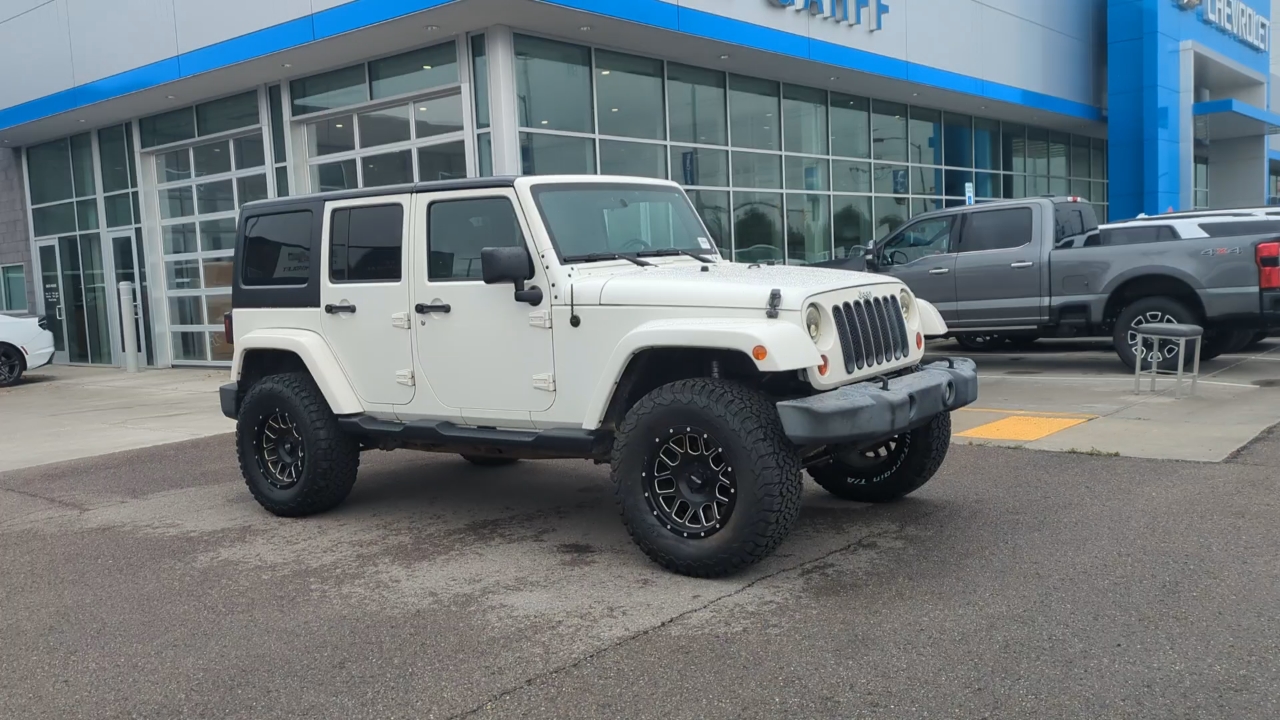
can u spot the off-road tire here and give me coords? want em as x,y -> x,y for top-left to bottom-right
237,372 -> 360,517
1112,296 -> 1198,370
611,378 -> 803,578
461,454 -> 519,467
954,334 -> 1005,352
1244,330 -> 1270,352
808,412 -> 952,503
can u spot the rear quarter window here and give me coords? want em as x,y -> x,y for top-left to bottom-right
241,211 -> 314,286
1199,220 -> 1280,237
1053,201 -> 1099,247
1098,225 -> 1180,246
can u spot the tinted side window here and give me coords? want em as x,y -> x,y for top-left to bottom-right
1053,201 -> 1098,240
959,207 -> 1032,253
330,205 -> 404,283
1099,226 -> 1180,245
241,211 -> 313,286
428,198 -> 524,280
1200,220 -> 1280,237
880,216 -> 952,265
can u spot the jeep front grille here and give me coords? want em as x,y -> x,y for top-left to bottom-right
831,296 -> 910,372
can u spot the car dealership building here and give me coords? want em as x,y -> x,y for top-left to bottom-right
0,0 -> 1275,368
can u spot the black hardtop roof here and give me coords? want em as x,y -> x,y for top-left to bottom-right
240,176 -> 519,212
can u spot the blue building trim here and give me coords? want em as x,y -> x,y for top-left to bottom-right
1192,98 -> 1280,126
0,0 -> 1103,133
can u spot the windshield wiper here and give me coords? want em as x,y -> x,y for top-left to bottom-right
634,248 -> 714,263
562,252 -> 654,267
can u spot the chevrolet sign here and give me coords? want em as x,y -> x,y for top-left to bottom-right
1179,0 -> 1270,52
766,0 -> 890,31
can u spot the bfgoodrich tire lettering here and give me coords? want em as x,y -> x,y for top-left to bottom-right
237,372 -> 359,517
611,378 -> 803,578
808,412 -> 952,503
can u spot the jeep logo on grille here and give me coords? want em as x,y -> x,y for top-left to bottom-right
857,290 -> 874,301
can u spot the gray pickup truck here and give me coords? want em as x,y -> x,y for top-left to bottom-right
817,197 -> 1280,368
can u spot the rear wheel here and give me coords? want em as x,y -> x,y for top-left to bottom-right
1243,331 -> 1270,352
611,378 -> 803,578
1112,297 -> 1198,370
0,344 -> 24,387
808,412 -> 952,503
1201,329 -> 1254,360
237,372 -> 360,517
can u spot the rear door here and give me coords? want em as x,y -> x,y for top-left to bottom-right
954,204 -> 1042,326
319,195 -> 416,407
874,215 -> 959,322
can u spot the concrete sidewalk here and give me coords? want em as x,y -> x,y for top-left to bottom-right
0,364 -> 232,472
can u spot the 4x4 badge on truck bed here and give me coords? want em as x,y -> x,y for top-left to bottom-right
1201,247 -> 1242,256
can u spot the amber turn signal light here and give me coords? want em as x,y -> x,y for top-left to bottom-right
817,355 -> 829,376
916,332 -> 923,350
752,345 -> 768,361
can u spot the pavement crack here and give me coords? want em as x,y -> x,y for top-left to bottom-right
447,523 -> 903,719
0,486 -> 89,513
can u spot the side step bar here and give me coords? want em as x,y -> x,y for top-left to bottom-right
336,415 -> 612,460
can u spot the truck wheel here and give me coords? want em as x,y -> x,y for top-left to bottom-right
1244,331 -> 1270,352
954,334 -> 1005,352
611,378 -> 803,578
807,412 -> 951,503
1200,329 -> 1254,360
237,372 -> 360,517
1112,297 -> 1197,370
461,454 -> 519,467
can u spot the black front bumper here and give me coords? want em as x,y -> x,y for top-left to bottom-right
219,382 -> 238,420
776,358 -> 978,446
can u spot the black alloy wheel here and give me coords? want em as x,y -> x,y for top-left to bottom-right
644,427 -> 737,538
255,410 -> 306,490
0,345 -> 23,387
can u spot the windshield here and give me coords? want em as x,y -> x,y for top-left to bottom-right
531,183 -> 718,261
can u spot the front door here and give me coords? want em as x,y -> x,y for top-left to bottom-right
319,196 -> 416,408
37,235 -> 114,365
874,215 -> 959,322
411,189 -> 555,426
954,204 -> 1043,326
37,243 -> 68,364
110,230 -> 155,367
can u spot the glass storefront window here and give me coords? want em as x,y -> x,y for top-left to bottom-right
314,160 -> 359,192
1002,123 -> 1026,173
1026,128 -> 1049,177
732,192 -> 783,263
291,65 -> 368,116
974,118 -> 1000,171
875,196 -> 909,239
415,95 -> 464,138
308,116 -> 356,156
908,107 -> 942,166
1091,138 -> 1107,180
361,150 -> 414,187
731,151 -> 781,189
521,133 -> 596,175
911,165 -> 941,196
70,133 -> 95,197
515,34 -> 593,134
596,50 -> 665,140
193,140 -> 232,177
688,190 -> 729,254
358,105 -> 412,148
1071,136 -> 1090,178
832,159 -> 870,193
140,108 -> 196,149
369,42 -> 459,100
671,147 -> 728,187
599,140 -> 667,179
1048,132 -> 1069,177
471,35 -> 490,129
27,139 -> 75,205
873,163 -> 909,195
943,113 -> 973,169
728,75 -> 779,151
196,92 -> 259,136
830,93 -> 870,159
419,141 -> 467,181
785,193 -> 830,264
871,100 -> 907,163
783,85 -> 827,156
833,195 -> 872,259
668,63 -> 727,146
784,156 -> 828,192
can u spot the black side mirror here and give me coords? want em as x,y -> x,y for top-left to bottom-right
481,246 -> 543,306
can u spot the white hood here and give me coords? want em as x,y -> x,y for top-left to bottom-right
580,262 -> 897,311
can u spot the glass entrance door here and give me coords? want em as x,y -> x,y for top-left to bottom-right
36,235 -> 114,365
111,229 -> 154,366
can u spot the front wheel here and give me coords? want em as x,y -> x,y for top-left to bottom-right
611,378 -> 803,578
237,372 -> 360,517
808,412 -> 952,503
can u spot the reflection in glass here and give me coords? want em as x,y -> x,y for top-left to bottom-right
944,169 -> 973,198
291,65 -> 367,116
975,172 -> 1000,199
414,94 -> 464,138
359,104 -> 412,148
71,133 -> 95,197
785,156 -> 828,191
670,147 -> 728,187
832,159 -> 871,193
1071,135 -> 1091,178
833,195 -> 872,259
472,35 -> 490,129
210,331 -> 233,362
1049,132 -> 1069,177
599,140 -> 667,179
785,193 -> 830,265
830,93 -> 870,159
732,191 -> 783,263
1003,173 -> 1025,199
477,133 -> 493,177
687,189 -> 729,254
309,116 -> 356,156
1002,123 -> 1026,173
193,141 -> 232,177
975,118 -> 1000,170
172,332 -> 207,362
238,167 -> 268,204
874,196 -> 908,239
27,139 -> 74,205
32,203 -> 77,237
197,92 -> 259,136
912,197 -> 943,217
234,134 -> 266,169
911,165 -> 942,196
104,193 -> 133,228
313,160 -> 359,192
269,85 -> 288,162
943,113 -> 973,168
520,133 -> 596,175
205,293 -> 232,325
166,259 -> 202,290
908,107 -> 941,166
163,223 -> 198,255
203,258 -> 234,288
668,63 -> 726,146
169,295 -> 203,325
196,180 -> 235,214
1091,139 -> 1107,179
75,199 -> 98,231
201,218 -> 238,252
728,75 -> 779,151
159,187 -> 195,219
362,150 -> 414,187
419,141 -> 467,181
873,163 -> 909,195
140,107 -> 196,148
871,101 -> 907,163
784,85 -> 827,155
370,41 -> 458,99
1026,128 -> 1049,176
597,50 -> 665,140
78,234 -> 112,364
515,34 -> 593,133
158,150 -> 192,183
731,151 -> 781,189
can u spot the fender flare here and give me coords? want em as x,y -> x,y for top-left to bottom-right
915,299 -> 948,337
582,318 -> 821,429
231,329 -> 363,415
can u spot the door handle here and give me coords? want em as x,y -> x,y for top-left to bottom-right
928,267 -> 950,275
324,303 -> 357,314
415,303 -> 452,314
1010,261 -> 1034,269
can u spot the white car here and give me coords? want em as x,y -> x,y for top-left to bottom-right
221,175 -> 978,577
0,314 -> 55,387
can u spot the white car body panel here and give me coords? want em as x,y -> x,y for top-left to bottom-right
0,314 -> 55,374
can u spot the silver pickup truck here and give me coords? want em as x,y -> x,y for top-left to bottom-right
817,197 -> 1280,368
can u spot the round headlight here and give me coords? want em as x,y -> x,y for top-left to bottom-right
899,288 -> 914,320
804,304 -> 822,341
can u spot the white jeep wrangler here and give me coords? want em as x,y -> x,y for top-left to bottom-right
220,175 -> 977,577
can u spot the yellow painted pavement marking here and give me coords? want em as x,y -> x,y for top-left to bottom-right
957,415 -> 1091,442
958,407 -> 1099,420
